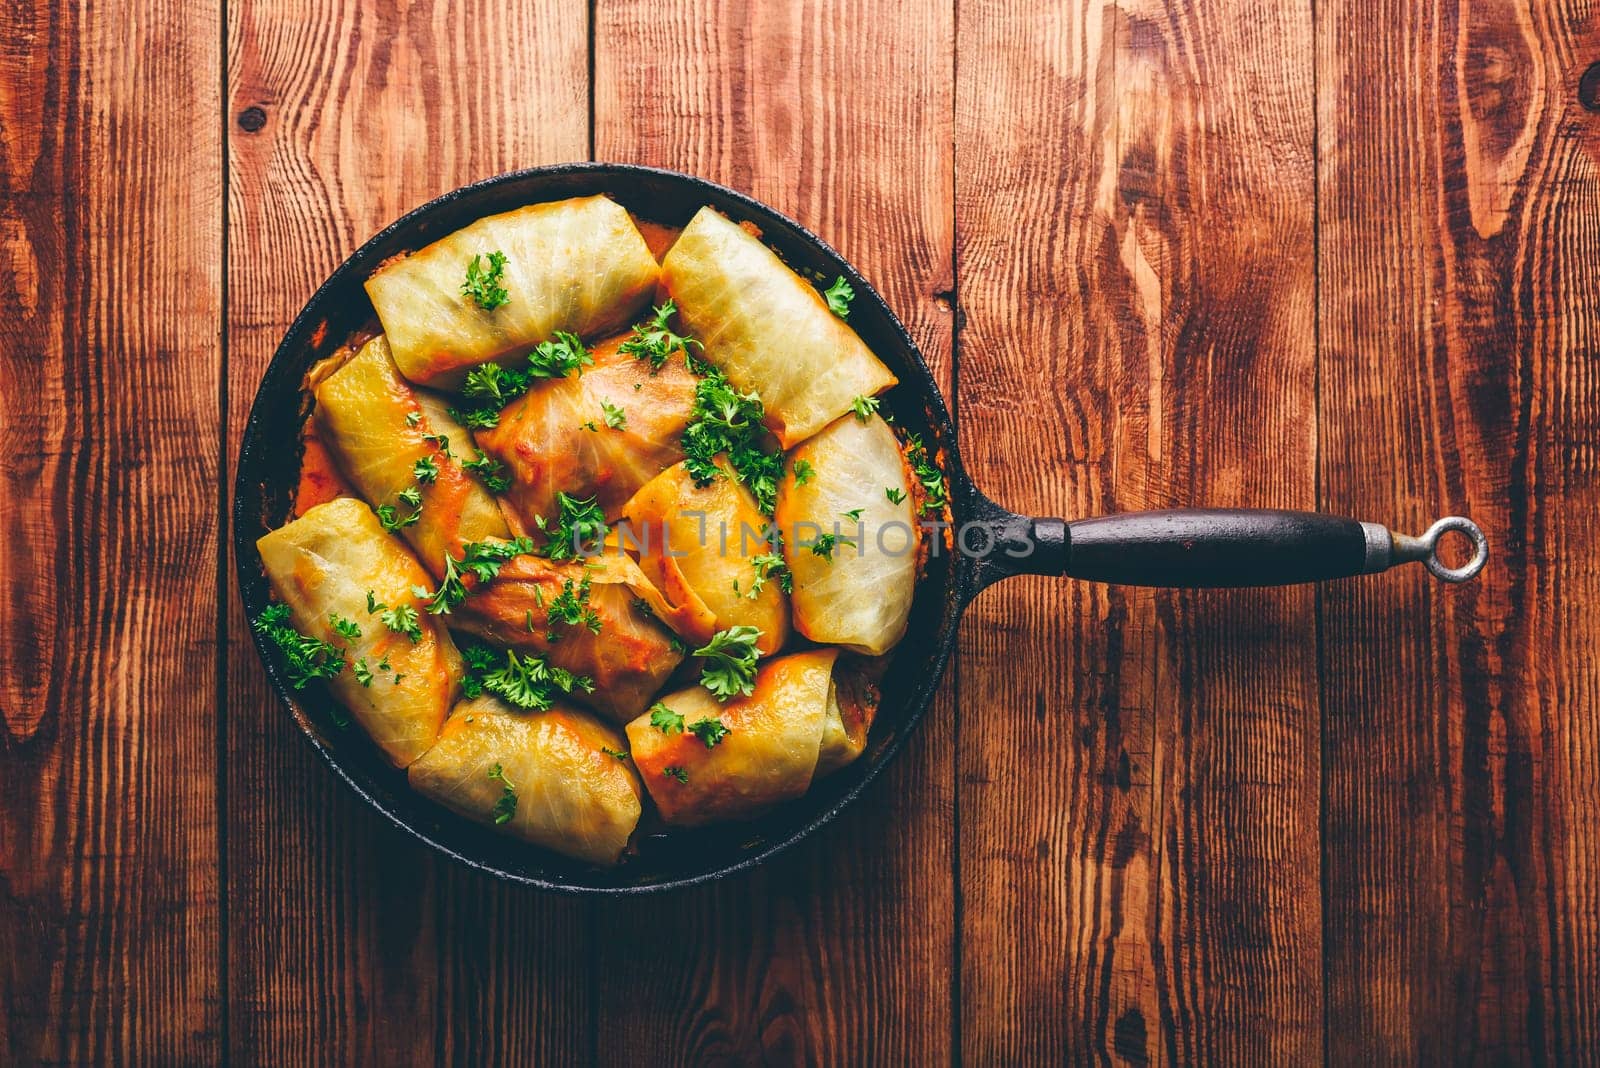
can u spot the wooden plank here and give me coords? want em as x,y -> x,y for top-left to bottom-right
591,0 -> 956,1061
955,0 -> 1323,1061
0,0 -> 222,1063
1318,1 -> 1600,1061
223,2 -> 592,1062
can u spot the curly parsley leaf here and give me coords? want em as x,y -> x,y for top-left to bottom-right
600,400 -> 627,429
619,298 -> 703,371
527,331 -> 592,380
849,394 -> 880,422
822,276 -> 854,319
419,536 -> 536,615
545,575 -> 601,641
462,251 -> 509,311
792,459 -> 815,486
649,702 -> 685,734
662,766 -> 689,784
681,369 -> 786,514
694,625 -> 762,701
487,763 -> 517,824
462,449 -> 510,494
885,486 -> 907,505
380,604 -> 422,643
536,492 -> 608,561
689,717 -> 731,749
252,604 -> 348,697
905,432 -> 949,516
412,455 -> 439,484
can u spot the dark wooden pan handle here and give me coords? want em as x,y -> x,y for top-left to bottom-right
977,508 -> 1487,589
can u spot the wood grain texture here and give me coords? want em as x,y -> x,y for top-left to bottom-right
591,0 -> 956,1061
224,1 -> 591,1063
955,0 -> 1323,1062
0,0 -> 223,1063
1318,0 -> 1600,1061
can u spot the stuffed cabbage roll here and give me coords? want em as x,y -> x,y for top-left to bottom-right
619,459 -> 789,654
451,553 -> 684,723
256,497 -> 461,766
409,695 -> 643,866
660,207 -> 897,448
365,196 -> 660,387
311,335 -> 511,579
626,649 -> 876,826
774,413 -> 917,656
474,333 -> 698,527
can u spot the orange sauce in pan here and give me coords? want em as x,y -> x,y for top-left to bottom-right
293,422 -> 354,515
631,216 -> 682,263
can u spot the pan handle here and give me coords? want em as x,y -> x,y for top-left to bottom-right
972,508 -> 1488,589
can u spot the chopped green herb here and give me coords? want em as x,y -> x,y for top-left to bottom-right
450,404 -> 502,431
376,501 -> 421,533
601,746 -> 630,761
546,575 -> 601,639
694,626 -> 762,701
905,432 -> 948,516
745,552 -> 788,599
809,532 -> 855,561
422,432 -> 452,457
822,276 -> 854,318
405,410 -> 422,428
329,613 -> 361,641
487,763 -> 517,824
649,702 -> 685,734
462,251 -> 509,311
366,590 -> 383,614
600,400 -> 627,429
792,459 -> 815,486
681,369 -> 785,514
581,420 -> 599,432
662,766 -> 689,784
850,394 -> 880,422
842,507 -> 865,522
353,658 -> 374,687
885,486 -> 907,505
619,299 -> 703,371
412,456 -> 440,484
462,449 -> 511,494
689,717 -> 731,749
537,492 -> 608,562
461,645 -> 592,711
251,604 -> 347,698
527,331 -> 593,380
397,486 -> 423,509
380,604 -> 422,642
419,536 -> 536,615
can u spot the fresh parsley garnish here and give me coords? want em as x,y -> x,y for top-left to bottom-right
405,410 -> 422,428
681,370 -> 785,514
694,626 -> 761,701
353,658 -> 374,687
809,532 -> 855,561
745,552 -> 788,599
600,400 -> 627,429
380,604 -> 422,643
527,332 -> 592,380
545,575 -> 601,640
689,717 -> 731,748
251,604 -> 347,695
462,449 -> 510,494
536,492 -> 608,561
885,487 -> 907,505
397,486 -> 423,509
460,645 -> 592,711
649,702 -> 685,734
487,762 -> 517,824
822,276 -> 854,318
462,251 -> 509,311
422,432 -> 452,457
376,500 -> 421,533
412,456 -> 439,484
792,459 -> 815,486
905,432 -> 948,516
601,746 -> 630,761
850,394 -> 880,422
842,507 -> 865,523
329,613 -> 361,641
619,298 -> 702,371
417,537 -> 536,615
662,766 -> 689,784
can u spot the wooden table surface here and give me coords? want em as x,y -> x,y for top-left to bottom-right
4,0 -> 1599,1063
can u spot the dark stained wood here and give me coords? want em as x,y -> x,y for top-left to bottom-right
590,0 -> 957,1061
955,0 -> 1324,1061
223,1 -> 592,1063
1318,1 -> 1600,1061
0,0 -> 223,1063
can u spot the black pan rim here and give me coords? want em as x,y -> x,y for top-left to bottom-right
234,161 -> 973,894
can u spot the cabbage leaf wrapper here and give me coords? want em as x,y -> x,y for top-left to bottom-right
619,458 -> 789,654
365,195 -> 659,387
256,497 -> 462,767
409,695 -> 643,866
774,413 -> 917,656
474,333 -> 698,529
312,335 -> 511,580
625,650 -> 876,827
660,207 -> 896,448
450,553 -> 684,724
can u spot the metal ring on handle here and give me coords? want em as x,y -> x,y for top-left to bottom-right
1420,516 -> 1488,583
